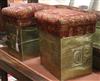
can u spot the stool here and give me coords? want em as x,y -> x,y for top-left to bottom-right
2,3 -> 55,60
35,8 -> 96,81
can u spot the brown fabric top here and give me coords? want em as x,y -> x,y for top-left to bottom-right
2,3 -> 55,19
35,8 -> 96,26
55,5 -> 100,21
55,5 -> 85,12
35,8 -> 96,37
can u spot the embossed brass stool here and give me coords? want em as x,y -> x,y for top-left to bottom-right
35,8 -> 96,81
1,3 -> 55,60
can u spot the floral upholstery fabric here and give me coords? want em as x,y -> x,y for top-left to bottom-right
35,8 -> 96,37
2,3 -> 55,19
1,3 -> 55,27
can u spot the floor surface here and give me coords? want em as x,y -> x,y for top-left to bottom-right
24,57 -> 100,81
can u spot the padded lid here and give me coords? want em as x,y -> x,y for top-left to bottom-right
35,8 -> 96,37
2,3 -> 55,19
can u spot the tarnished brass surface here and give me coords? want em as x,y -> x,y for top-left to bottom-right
93,28 -> 100,48
61,34 -> 92,80
40,31 -> 93,81
93,21 -> 100,69
6,23 -> 39,60
93,21 -> 100,48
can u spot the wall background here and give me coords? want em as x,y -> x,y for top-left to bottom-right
39,0 -> 95,10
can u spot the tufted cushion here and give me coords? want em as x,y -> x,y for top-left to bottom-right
35,8 -> 96,37
2,3 -> 55,27
2,3 -> 55,19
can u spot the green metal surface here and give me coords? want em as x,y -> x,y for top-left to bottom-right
6,23 -> 39,60
93,21 -> 100,48
40,31 -> 93,81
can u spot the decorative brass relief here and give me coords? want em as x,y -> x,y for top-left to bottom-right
72,44 -> 91,68
72,46 -> 83,67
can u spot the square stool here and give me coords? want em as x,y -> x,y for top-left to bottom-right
35,8 -> 96,81
2,3 -> 55,60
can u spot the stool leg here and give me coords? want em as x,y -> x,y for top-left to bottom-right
0,69 -> 8,81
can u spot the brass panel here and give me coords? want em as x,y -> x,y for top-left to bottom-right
6,23 -> 39,60
40,31 -> 93,81
61,34 -> 92,80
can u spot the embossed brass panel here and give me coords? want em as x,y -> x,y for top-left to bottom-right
40,31 -> 93,81
6,23 -> 39,60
